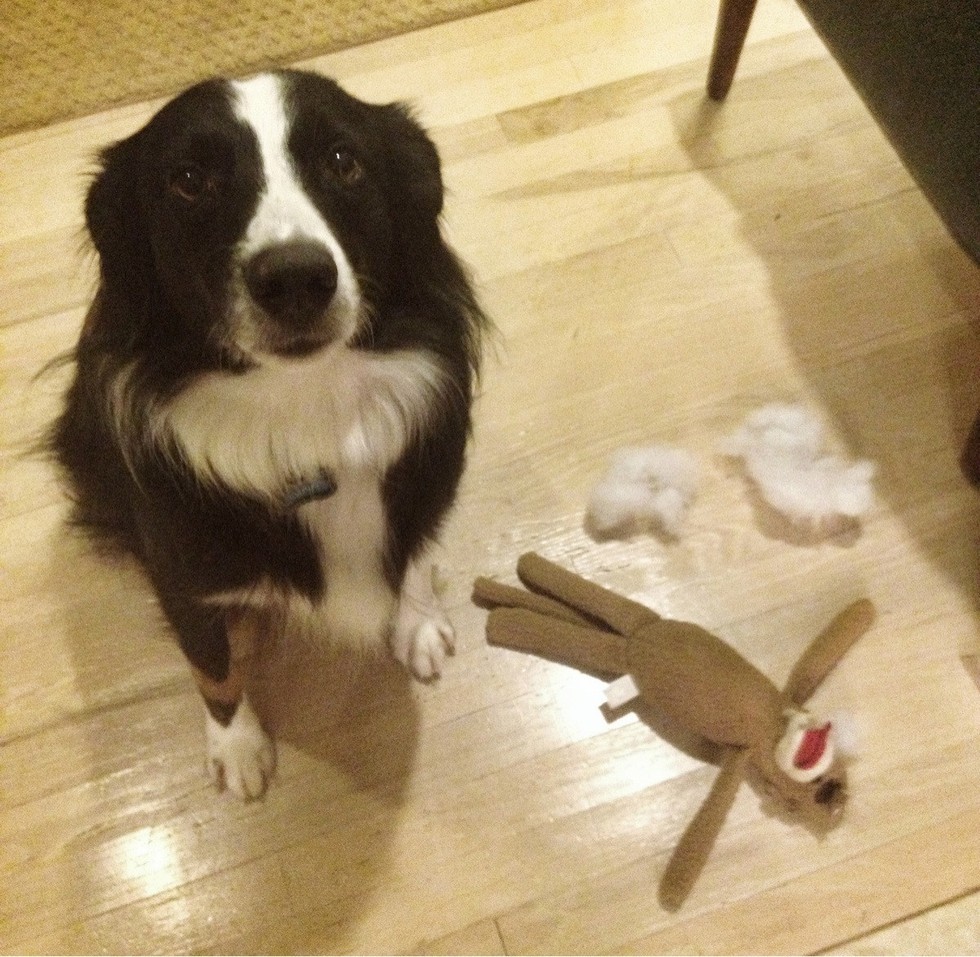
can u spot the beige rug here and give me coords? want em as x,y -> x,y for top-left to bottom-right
2,0 -> 523,136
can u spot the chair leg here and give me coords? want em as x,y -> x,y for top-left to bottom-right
962,408 -> 980,486
707,0 -> 760,100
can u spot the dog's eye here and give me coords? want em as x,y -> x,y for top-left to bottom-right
328,148 -> 365,187
167,164 -> 211,202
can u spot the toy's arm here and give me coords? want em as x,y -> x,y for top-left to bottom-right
784,599 -> 876,706
485,607 -> 630,677
658,747 -> 752,911
516,552 -> 659,638
472,576 -> 601,629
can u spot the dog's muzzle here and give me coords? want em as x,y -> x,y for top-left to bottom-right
244,240 -> 341,354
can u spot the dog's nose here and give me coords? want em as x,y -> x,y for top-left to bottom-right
245,240 -> 338,329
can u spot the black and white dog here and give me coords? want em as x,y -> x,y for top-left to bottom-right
49,70 -> 487,798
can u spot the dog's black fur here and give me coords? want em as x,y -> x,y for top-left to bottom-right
47,71 -> 486,791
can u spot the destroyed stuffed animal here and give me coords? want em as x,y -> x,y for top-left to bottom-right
472,553 -> 875,909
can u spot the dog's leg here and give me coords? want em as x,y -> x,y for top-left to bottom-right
390,554 -> 456,681
190,610 -> 276,800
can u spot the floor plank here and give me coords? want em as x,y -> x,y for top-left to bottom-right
822,891 -> 980,957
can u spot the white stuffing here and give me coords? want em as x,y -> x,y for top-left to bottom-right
586,445 -> 700,539
720,403 -> 875,527
827,709 -> 863,759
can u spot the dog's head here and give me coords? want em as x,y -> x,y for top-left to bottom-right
86,70 -> 445,362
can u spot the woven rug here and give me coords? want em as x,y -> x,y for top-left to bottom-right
2,0 -> 523,136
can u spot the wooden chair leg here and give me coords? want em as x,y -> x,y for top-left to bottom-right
707,0 -> 760,100
962,408 -> 980,486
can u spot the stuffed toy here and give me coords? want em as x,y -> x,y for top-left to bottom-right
472,552 -> 875,909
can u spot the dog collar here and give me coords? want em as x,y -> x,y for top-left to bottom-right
282,471 -> 337,510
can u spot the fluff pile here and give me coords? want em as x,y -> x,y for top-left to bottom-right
719,403 -> 875,528
586,445 -> 700,538
585,403 -> 875,541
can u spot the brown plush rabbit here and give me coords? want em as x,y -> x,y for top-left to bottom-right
472,552 -> 875,909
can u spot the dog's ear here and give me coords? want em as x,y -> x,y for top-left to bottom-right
376,103 -> 445,222
85,130 -> 152,294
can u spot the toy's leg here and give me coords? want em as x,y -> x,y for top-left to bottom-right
659,747 -> 751,910
473,576 -> 601,628
516,552 -> 657,637
486,607 -> 629,677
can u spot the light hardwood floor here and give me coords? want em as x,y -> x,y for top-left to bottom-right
2,0 -> 979,953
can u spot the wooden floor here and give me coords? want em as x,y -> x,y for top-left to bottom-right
2,0 -> 979,952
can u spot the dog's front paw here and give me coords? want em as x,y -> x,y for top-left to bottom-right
391,559 -> 456,681
391,612 -> 456,681
204,696 -> 277,800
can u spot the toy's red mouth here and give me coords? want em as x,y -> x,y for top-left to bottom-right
794,723 -> 832,770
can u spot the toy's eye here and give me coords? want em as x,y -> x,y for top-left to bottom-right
328,147 -> 365,187
167,164 -> 211,202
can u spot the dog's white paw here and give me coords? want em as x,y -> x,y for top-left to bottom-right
392,614 -> 456,681
391,558 -> 456,681
204,696 -> 276,800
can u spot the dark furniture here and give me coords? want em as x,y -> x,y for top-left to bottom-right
707,0 -> 980,485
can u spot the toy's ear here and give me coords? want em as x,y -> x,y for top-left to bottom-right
784,599 -> 875,706
659,748 -> 750,911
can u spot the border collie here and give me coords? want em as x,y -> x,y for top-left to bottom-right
49,70 -> 487,799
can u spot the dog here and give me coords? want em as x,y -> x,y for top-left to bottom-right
48,69 -> 487,799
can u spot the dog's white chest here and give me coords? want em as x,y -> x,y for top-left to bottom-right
160,347 -> 447,648
291,471 -> 395,648
159,346 -> 446,503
